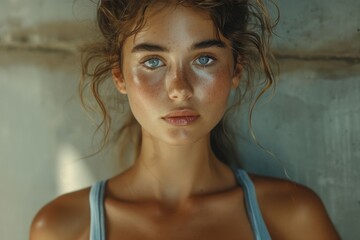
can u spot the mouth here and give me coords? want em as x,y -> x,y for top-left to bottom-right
162,109 -> 200,126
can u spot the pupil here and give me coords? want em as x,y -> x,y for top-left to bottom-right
200,57 -> 208,64
150,59 -> 158,66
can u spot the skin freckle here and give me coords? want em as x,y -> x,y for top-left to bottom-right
38,1 -> 340,240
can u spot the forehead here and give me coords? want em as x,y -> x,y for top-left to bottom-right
125,3 -> 227,49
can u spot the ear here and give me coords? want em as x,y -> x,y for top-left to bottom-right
112,67 -> 127,94
231,63 -> 243,88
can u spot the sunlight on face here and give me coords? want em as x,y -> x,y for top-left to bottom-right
114,3 -> 241,146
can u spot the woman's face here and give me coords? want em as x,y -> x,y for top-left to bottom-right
113,3 -> 241,145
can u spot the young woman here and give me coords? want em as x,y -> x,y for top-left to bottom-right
30,0 -> 340,239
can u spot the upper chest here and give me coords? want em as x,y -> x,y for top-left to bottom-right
103,189 -> 255,240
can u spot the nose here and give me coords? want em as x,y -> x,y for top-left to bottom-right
167,67 -> 193,101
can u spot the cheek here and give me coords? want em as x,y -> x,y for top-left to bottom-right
126,66 -> 164,87
125,68 -> 164,112
195,68 -> 232,104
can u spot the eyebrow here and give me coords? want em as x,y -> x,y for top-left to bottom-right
131,39 -> 226,53
191,39 -> 226,50
131,43 -> 168,53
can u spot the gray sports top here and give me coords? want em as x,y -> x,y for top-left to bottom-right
89,169 -> 271,240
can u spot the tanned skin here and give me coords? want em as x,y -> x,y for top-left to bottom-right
30,4 -> 340,240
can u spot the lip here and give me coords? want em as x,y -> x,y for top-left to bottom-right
162,109 -> 200,126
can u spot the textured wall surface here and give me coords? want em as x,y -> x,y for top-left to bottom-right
0,0 -> 359,239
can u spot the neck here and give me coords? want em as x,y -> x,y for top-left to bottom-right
123,128 -> 236,208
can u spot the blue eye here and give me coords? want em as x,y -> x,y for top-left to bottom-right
143,58 -> 164,69
195,56 -> 215,66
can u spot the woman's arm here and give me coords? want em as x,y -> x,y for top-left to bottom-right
254,176 -> 341,240
280,185 -> 340,239
30,190 -> 90,240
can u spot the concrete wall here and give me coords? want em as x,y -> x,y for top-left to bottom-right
0,0 -> 359,239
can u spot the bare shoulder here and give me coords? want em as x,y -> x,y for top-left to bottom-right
30,187 -> 91,240
249,174 -> 340,240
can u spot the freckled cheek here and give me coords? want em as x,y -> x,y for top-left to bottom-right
128,67 -> 164,85
195,70 -> 232,103
126,68 -> 165,106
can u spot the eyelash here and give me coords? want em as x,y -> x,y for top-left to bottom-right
193,55 -> 217,66
141,56 -> 165,70
140,54 -> 217,70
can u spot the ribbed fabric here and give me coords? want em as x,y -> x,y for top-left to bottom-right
89,169 -> 271,240
89,180 -> 107,240
235,169 -> 272,240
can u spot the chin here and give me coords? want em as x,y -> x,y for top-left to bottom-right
161,129 -> 207,145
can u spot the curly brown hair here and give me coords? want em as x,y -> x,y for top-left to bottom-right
80,0 -> 279,167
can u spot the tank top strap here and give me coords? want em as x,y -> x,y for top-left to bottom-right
89,180 -> 107,240
88,171 -> 270,240
235,169 -> 271,240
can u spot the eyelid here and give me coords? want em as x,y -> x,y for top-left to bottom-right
140,55 -> 166,69
193,54 -> 217,66
140,55 -> 165,64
